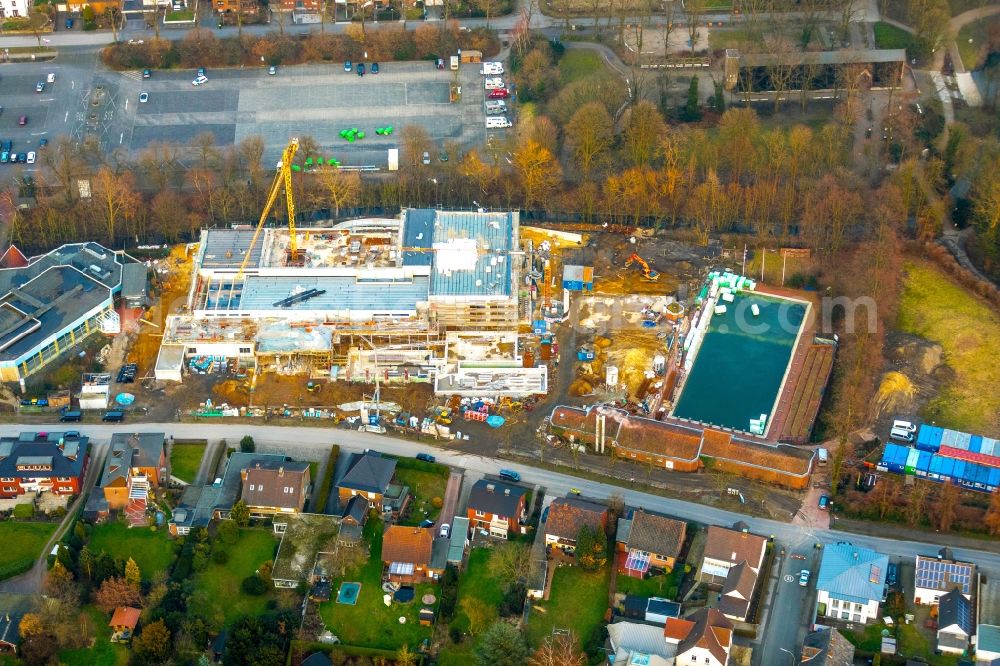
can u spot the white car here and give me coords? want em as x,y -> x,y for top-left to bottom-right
46,72 -> 55,83
799,569 -> 810,587
484,77 -> 505,90
481,62 -> 504,76
192,75 -> 208,86
439,523 -> 450,538
139,92 -> 148,103
26,152 -> 35,164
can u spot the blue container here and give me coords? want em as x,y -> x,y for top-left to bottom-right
970,435 -> 984,454
989,467 -> 1000,491
937,456 -> 955,480
916,425 -> 943,452
916,451 -> 932,475
953,460 -> 967,482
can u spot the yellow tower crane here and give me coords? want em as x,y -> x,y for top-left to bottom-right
238,138 -> 300,278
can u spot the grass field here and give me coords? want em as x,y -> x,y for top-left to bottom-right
59,605 -> 128,666
615,569 -> 681,599
957,18 -> 998,71
874,22 -> 915,50
88,522 -> 177,581
394,466 -> 448,526
188,528 -> 279,627
318,519 -> 435,651
452,548 -> 506,631
0,521 -> 55,577
526,564 -> 609,648
169,439 -> 206,483
897,260 -> 1000,435
558,50 -> 603,85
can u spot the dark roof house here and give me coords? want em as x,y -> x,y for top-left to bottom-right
0,612 -> 22,653
468,479 -> 527,517
801,627 -> 855,665
664,607 -> 733,665
0,432 -> 89,482
102,433 -> 165,483
719,562 -> 758,621
937,588 -> 973,654
338,451 -> 396,496
621,509 -> 687,559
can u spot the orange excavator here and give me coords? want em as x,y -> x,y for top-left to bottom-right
624,253 -> 660,281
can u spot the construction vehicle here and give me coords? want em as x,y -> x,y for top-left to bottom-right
624,253 -> 659,281
238,138 -> 300,277
434,408 -> 453,425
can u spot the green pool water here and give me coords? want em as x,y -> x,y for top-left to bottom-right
672,293 -> 806,433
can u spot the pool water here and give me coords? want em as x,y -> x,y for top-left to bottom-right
672,293 -> 805,433
337,582 -> 361,605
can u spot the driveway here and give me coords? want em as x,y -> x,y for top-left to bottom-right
438,469 -> 463,528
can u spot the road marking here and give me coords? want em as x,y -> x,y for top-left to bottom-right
119,133 -> 124,145
783,574 -> 794,582
125,99 -> 129,111
71,80 -> 75,90
64,111 -> 69,122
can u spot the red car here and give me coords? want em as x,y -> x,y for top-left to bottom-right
18,115 -> 27,126
487,88 -> 509,100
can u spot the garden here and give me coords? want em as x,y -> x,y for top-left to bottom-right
526,564 -> 610,650
318,519 -> 435,651
393,458 -> 449,526
87,521 -> 177,581
168,439 -> 206,484
615,566 -> 684,599
0,520 -> 56,580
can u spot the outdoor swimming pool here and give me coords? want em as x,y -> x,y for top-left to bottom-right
672,293 -> 806,433
336,581 -> 361,605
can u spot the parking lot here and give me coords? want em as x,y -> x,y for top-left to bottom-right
124,60 -> 488,166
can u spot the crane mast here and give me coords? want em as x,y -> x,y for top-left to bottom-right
237,138 -> 300,278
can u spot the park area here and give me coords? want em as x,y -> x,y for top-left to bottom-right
0,521 -> 56,580
897,260 -> 1000,435
169,439 -> 206,483
318,520 -> 435,651
188,528 -> 282,627
87,522 -> 177,581
526,564 -> 610,649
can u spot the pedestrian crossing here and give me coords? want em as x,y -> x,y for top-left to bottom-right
121,70 -> 144,82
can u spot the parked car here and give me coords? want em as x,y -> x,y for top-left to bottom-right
18,116 -> 26,126
818,494 -> 830,510
46,72 -> 55,83
540,506 -> 549,522
421,151 -> 430,165
268,65 -> 277,75
26,152 -> 35,164
419,519 -> 434,528
35,82 -> 44,93
415,453 -> 436,463
139,92 -> 149,103
192,75 -> 208,86
197,67 -> 206,76
435,58 -> 445,69
487,88 -> 510,100
344,60 -> 352,72
439,523 -> 450,538
357,63 -> 365,76
887,563 -> 899,587
371,62 -> 379,74
0,152 -> 8,164
1,141 -> 10,152
799,569 -> 810,587
59,410 -> 82,422
102,410 -> 125,422
142,68 -> 151,79
38,138 -> 47,148
498,469 -> 520,482
65,17 -> 74,28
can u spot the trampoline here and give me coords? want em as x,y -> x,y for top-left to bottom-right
393,586 -> 416,603
337,581 -> 362,605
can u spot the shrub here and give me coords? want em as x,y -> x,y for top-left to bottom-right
449,622 -> 463,644
216,519 -> 238,545
312,445 -> 340,513
211,549 -> 228,565
431,496 -> 443,509
241,575 -> 268,596
12,503 -> 33,519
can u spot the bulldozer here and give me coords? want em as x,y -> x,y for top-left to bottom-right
624,253 -> 659,281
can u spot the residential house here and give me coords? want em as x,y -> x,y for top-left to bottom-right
607,620 -> 676,666
699,524 -> 768,622
815,542 -> 889,625
109,606 -> 141,643
544,496 -> 608,553
914,553 -> 975,605
466,479 -> 528,539
0,0 -> 29,21
338,495 -> 369,545
275,0 -> 320,12
937,588 -> 973,655
975,624 -> 1000,664
800,627 -> 855,665
664,608 -> 734,666
0,612 -> 22,655
382,526 -> 443,583
213,0 -> 259,16
241,460 -> 310,517
337,451 -> 400,513
0,432 -> 89,499
100,433 -> 166,528
616,509 -> 687,578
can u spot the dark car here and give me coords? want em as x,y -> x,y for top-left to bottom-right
418,519 -> 434,528
357,63 -> 365,77
35,82 -> 44,93
415,453 -> 435,463
887,563 -> 899,587
197,67 -> 206,76
818,494 -> 830,510
498,469 -> 520,482
435,58 -> 445,69
1,140 -> 10,152
344,60 -> 352,72
59,410 -> 82,422
65,17 -> 74,28
142,68 -> 151,79
102,410 -> 125,422
371,62 -> 379,74
38,138 -> 47,148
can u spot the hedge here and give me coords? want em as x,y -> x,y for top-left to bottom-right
392,456 -> 449,476
288,640 -> 422,664
12,503 -> 33,519
312,445 -> 339,513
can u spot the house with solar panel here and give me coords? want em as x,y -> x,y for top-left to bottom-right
913,551 -> 975,606
815,542 -> 889,625
937,588 -> 974,655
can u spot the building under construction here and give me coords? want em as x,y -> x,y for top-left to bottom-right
155,209 -> 546,396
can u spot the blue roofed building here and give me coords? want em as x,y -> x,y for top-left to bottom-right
815,542 -> 889,625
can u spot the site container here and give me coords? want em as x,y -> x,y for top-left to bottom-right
931,455 -> 955,481
915,450 -> 932,476
916,425 -> 942,452
880,443 -> 908,474
983,437 -> 1000,457
904,447 -> 920,475
970,435 -> 983,454
989,467 -> 1000,491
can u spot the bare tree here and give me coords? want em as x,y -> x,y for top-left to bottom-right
683,0 -> 706,56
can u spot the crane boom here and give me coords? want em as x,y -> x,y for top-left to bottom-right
237,138 -> 300,278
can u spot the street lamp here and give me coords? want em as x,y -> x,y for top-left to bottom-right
778,647 -> 795,665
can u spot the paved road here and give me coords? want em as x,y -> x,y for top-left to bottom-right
755,542 -> 822,666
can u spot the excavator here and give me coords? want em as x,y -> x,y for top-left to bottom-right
624,253 -> 659,281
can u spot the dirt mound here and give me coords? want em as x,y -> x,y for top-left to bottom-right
569,379 -> 593,396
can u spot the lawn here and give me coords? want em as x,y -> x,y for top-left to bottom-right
526,564 -> 609,648
88,521 -> 177,581
558,50 -> 603,85
165,9 -> 194,20
957,18 -> 998,71
59,605 -> 127,666
874,22 -> 915,51
188,528 -> 279,627
0,521 -> 56,579
615,568 -> 682,599
394,461 -> 448,527
452,548 -> 506,632
844,622 -> 959,666
318,519 -> 435,651
169,439 -> 206,483
897,260 -> 1000,435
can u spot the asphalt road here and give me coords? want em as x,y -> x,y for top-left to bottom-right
756,543 -> 823,666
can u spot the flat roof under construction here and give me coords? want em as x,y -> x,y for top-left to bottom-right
200,229 -> 265,270
201,275 -> 430,313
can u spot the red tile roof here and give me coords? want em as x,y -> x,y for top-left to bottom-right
382,526 -> 433,567
109,606 -> 140,630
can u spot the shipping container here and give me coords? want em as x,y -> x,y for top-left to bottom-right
989,467 -> 1000,491
881,444 -> 909,474
984,437 -> 1000,457
953,430 -> 972,451
953,460 -> 966,482
970,435 -> 983,454
916,425 -> 943,452
904,447 -> 920,475
916,450 -> 932,476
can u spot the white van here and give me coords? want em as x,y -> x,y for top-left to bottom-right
892,419 -> 917,433
485,100 -> 507,115
486,116 -> 512,129
484,77 -> 505,90
817,447 -> 828,465
890,426 -> 915,443
481,62 -> 504,76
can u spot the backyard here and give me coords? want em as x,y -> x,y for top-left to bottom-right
58,605 -> 127,666
615,567 -> 683,599
897,260 -> 1000,435
393,459 -> 449,527
0,521 -> 56,580
188,528 -> 281,627
318,519 -> 436,651
169,439 -> 206,483
87,521 -> 177,581
526,564 -> 610,648
845,621 -> 959,665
